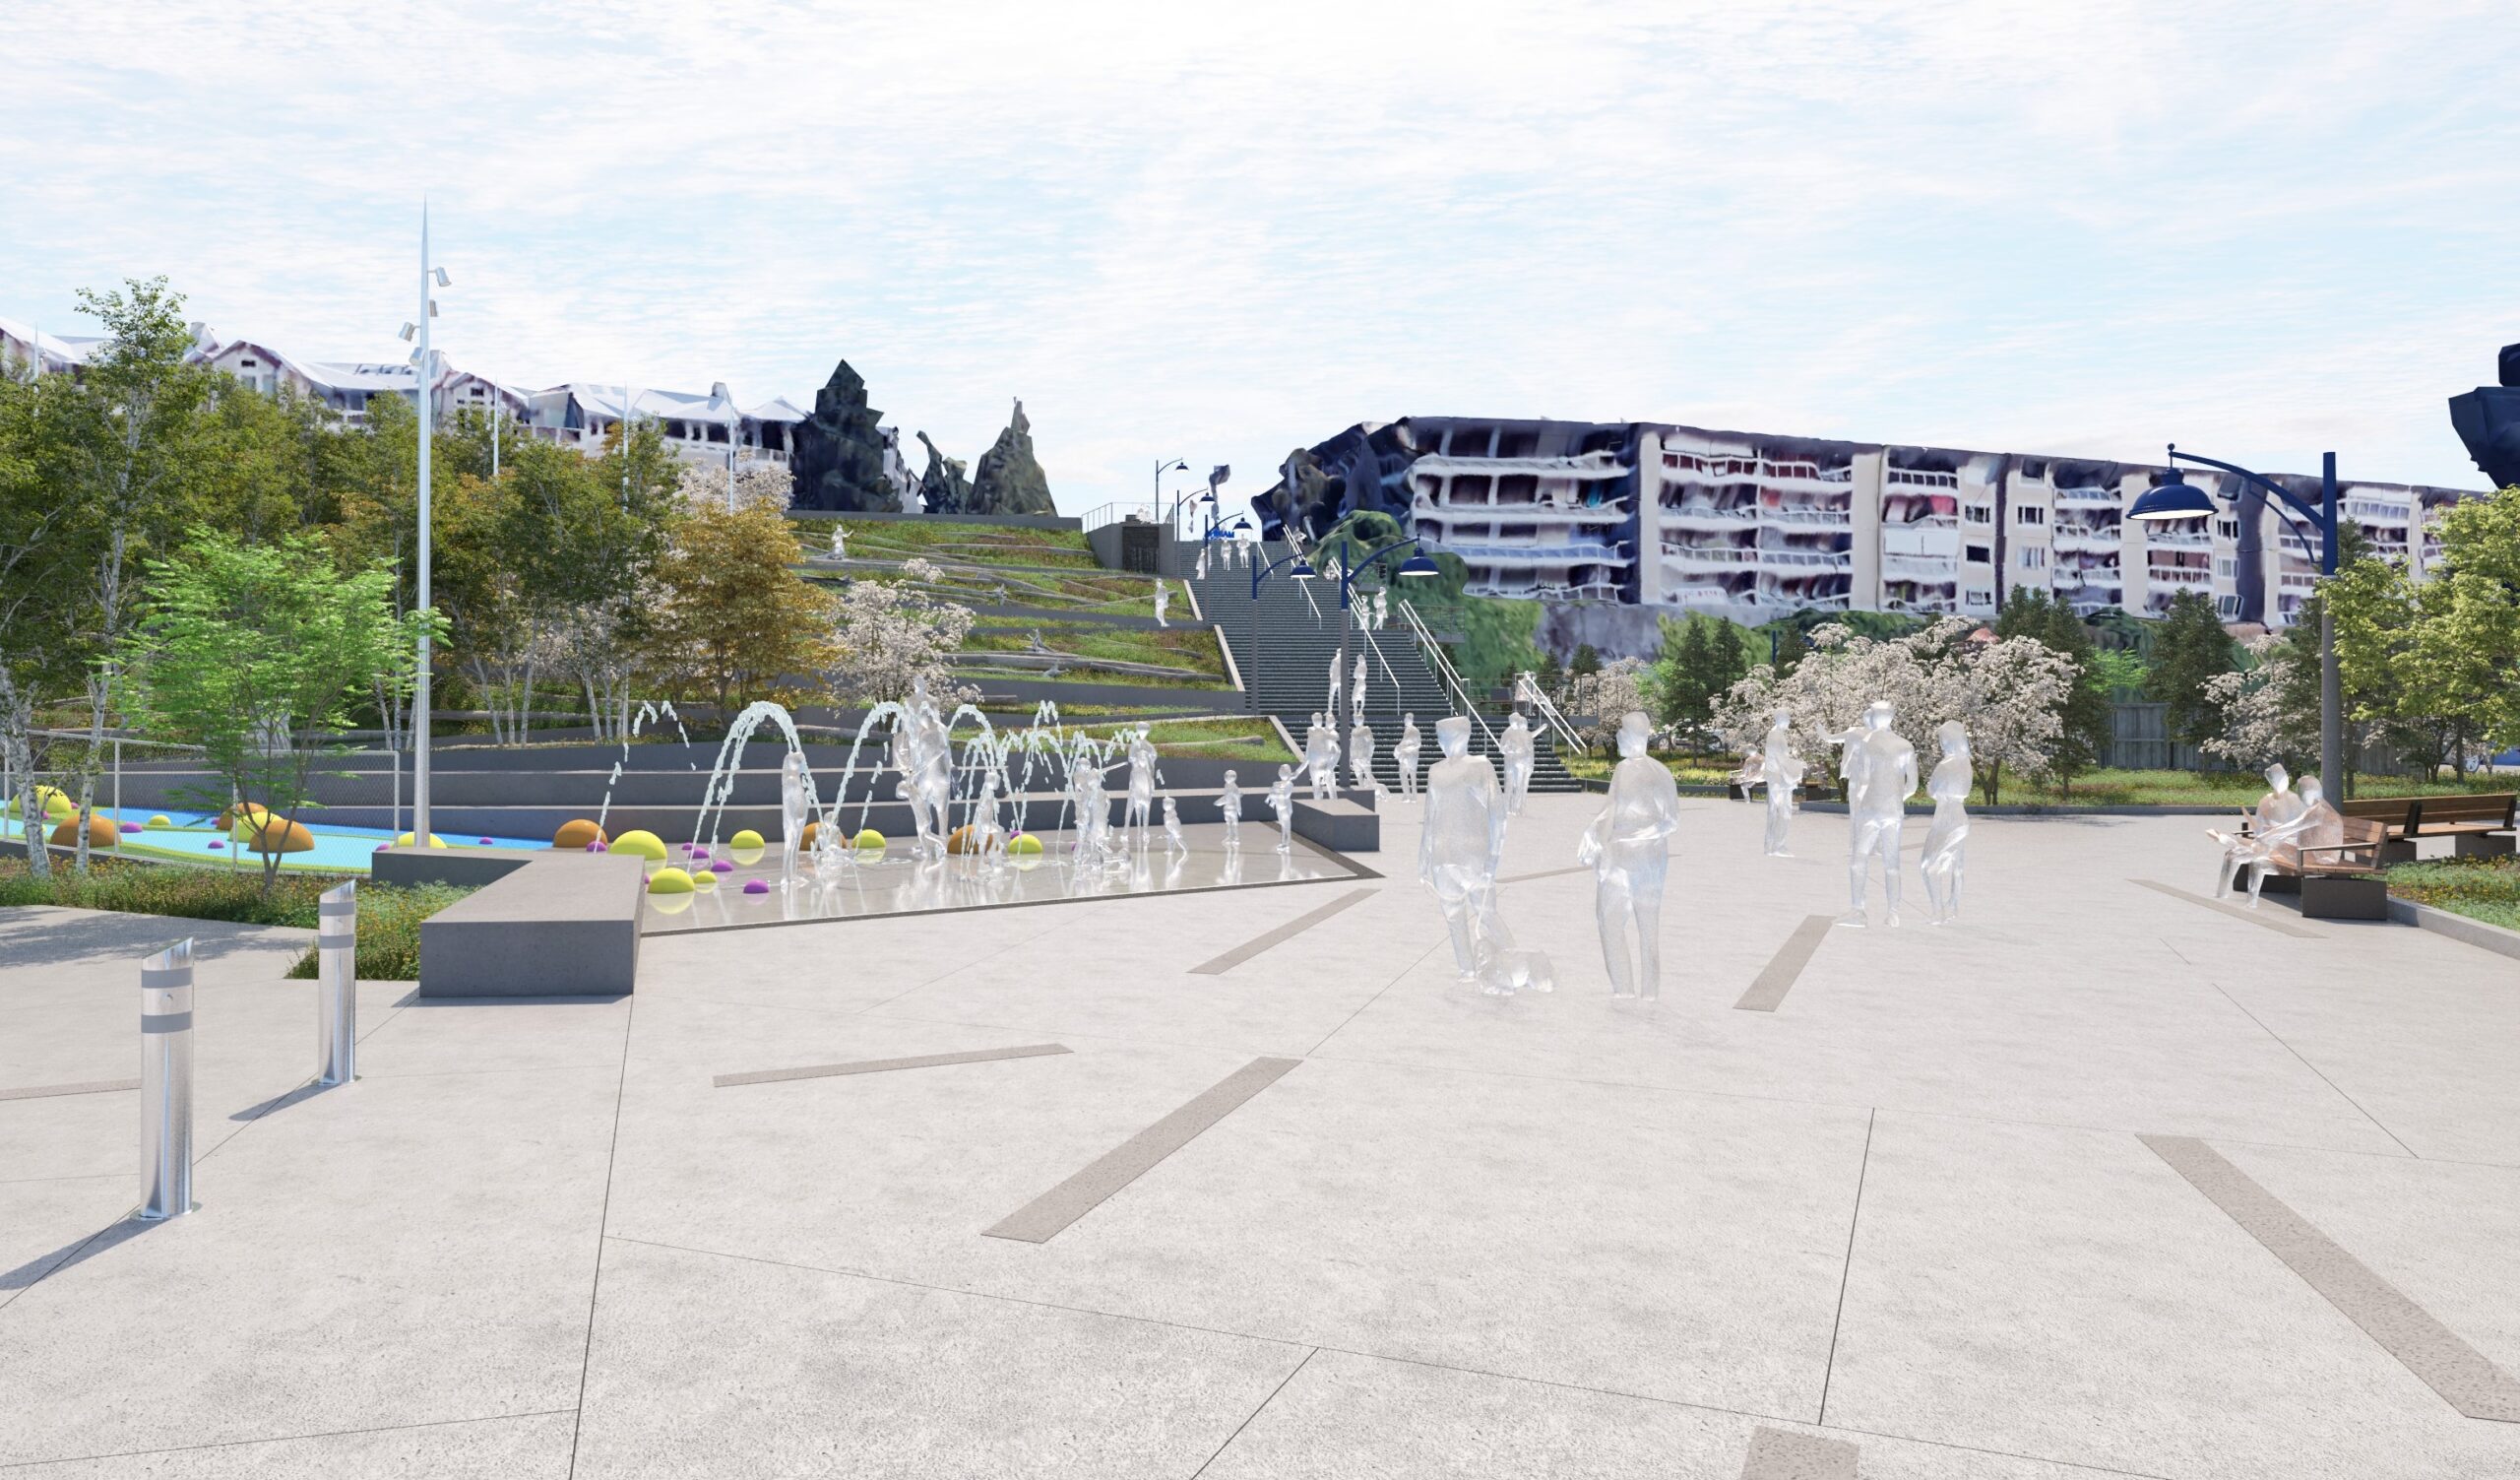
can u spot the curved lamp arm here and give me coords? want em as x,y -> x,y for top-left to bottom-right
2168,444 -> 2326,532
1337,537 -> 1424,610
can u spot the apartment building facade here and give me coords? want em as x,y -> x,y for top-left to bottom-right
1266,417 -> 2474,629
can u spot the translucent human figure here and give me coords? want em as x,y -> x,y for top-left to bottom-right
1577,712 -> 1683,998
1420,717 -> 1551,995
1153,580 -> 1170,628
828,523 -> 847,560
1833,701 -> 1920,928
2209,764 -> 2304,903
779,751 -> 812,891
1066,758 -> 1105,867
1195,543 -> 1210,580
1761,708 -> 1804,858
1268,764 -> 1297,854
1393,714 -> 1423,800
1352,653 -> 1368,715
1162,796 -> 1187,859
1220,769 -> 1243,851
1349,715 -> 1377,792
1373,589 -> 1389,631
1304,713 -> 1341,801
2214,773 -> 2339,907
901,676 -> 954,861
1499,713 -> 1537,816
1124,725 -> 1160,849
1328,655 -> 1342,716
1919,721 -> 1972,925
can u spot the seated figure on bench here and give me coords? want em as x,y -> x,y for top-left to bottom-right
2208,763 -> 2306,905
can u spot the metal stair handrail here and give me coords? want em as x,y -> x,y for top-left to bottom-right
1396,599 -> 1498,746
1513,671 -> 1592,757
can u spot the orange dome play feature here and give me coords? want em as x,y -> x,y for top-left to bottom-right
48,813 -> 122,850
238,815 -> 317,854
554,819 -> 608,850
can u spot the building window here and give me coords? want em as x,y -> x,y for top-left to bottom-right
1963,502 -> 1993,524
2215,556 -> 2236,578
1965,588 -> 1993,608
2215,518 -> 2239,541
1965,544 -> 1991,564
2016,505 -> 2046,526
2019,547 -> 2049,570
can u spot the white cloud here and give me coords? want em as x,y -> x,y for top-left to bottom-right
0,0 -> 2508,503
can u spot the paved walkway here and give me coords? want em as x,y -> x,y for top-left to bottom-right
4,799 -> 2518,1477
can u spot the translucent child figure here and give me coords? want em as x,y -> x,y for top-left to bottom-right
1421,716 -> 1553,996
1760,708 -> 1804,858
1304,713 -> 1341,801
779,750 -> 813,892
1499,712 -> 1537,817
1348,714 -> 1378,792
1268,764 -> 1297,854
1833,700 -> 1919,928
1577,712 -> 1684,998
1352,653 -> 1368,715
1152,579 -> 1170,628
1393,714 -> 1423,800
1220,769 -> 1244,851
828,523 -> 847,560
901,676 -> 955,861
2208,763 -> 2304,903
1919,721 -> 1972,925
1161,796 -> 1187,859
1124,725 -> 1160,849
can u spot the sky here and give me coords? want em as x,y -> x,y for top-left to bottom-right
2,1 -> 2513,509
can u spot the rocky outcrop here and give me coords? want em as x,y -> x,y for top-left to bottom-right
789,360 -> 901,512
968,400 -> 1055,515
915,431 -> 974,514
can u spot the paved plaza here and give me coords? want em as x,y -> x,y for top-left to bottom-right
5,797 -> 2520,1477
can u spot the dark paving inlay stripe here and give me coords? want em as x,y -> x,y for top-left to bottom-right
1735,915 -> 1835,1012
2130,878 -> 2322,939
1739,1425 -> 1858,1479
715,1044 -> 1069,1088
984,1056 -> 1301,1244
1496,864 -> 1594,885
2143,1134 -> 2520,1422
1189,888 -> 1376,975
0,1078 -> 141,1102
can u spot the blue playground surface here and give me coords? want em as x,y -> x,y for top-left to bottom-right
32,805 -> 547,874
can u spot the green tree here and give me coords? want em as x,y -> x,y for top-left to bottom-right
0,363 -> 91,877
650,502 -> 837,719
1568,643 -> 1602,682
117,529 -> 425,894
1996,590 -> 2110,792
2145,589 -> 2236,750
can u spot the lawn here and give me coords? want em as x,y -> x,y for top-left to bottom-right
0,857 -> 472,980
2384,857 -> 2520,932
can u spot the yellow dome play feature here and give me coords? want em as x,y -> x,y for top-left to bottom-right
1006,832 -> 1043,856
853,828 -> 886,856
611,829 -> 667,862
14,785 -> 75,820
728,828 -> 767,866
148,813 -> 172,828
691,867 -> 719,890
395,831 -> 448,848
238,816 -> 316,854
647,867 -> 696,894
553,818 -> 607,850
49,814 -> 121,850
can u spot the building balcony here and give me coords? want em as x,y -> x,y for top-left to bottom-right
1757,548 -> 1853,571
1661,545 -> 1758,568
2054,485 -> 2120,507
1766,506 -> 1852,527
1660,502 -> 1757,526
2145,565 -> 2213,588
2144,529 -> 2211,548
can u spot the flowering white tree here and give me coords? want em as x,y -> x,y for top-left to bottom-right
826,557 -> 978,709
673,459 -> 793,515
2200,635 -> 2311,769
1562,656 -> 1652,745
1712,618 -> 2075,802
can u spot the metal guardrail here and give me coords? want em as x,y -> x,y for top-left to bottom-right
1396,599 -> 1498,747
1513,672 -> 1592,757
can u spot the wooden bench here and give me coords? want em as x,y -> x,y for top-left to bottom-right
2339,794 -> 2515,862
2260,815 -> 2392,920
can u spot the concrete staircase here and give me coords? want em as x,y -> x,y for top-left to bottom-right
1185,543 -> 1581,794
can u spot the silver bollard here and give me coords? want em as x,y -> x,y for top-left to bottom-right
138,938 -> 197,1221
317,881 -> 356,1086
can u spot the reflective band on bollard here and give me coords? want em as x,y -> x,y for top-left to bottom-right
316,881 -> 356,1087
138,938 -> 196,1221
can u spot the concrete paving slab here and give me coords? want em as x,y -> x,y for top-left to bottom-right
571,1236 -> 1306,1480
1194,1348 -> 2146,1479
0,1062 -> 621,1465
0,1411 -> 576,1478
1823,1112 -> 2520,1479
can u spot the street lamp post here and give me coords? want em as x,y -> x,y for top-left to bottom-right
397,205 -> 451,849
1252,523 -> 1440,742
2128,443 -> 2343,794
